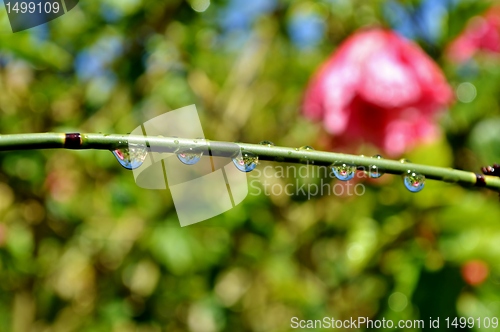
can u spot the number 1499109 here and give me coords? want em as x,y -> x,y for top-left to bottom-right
445,317 -> 498,329
5,1 -> 60,14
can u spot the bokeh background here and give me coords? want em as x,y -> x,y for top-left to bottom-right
1,0 -> 500,331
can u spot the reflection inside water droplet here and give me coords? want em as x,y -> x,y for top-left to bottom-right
403,170 -> 425,193
368,154 -> 384,178
232,152 -> 258,172
332,162 -> 356,181
177,148 -> 203,165
112,144 -> 148,170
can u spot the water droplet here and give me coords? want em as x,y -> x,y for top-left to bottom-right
368,154 -> 384,178
299,145 -> 314,151
259,140 -> 275,147
368,165 -> 383,179
299,146 -> 315,164
170,139 -> 181,153
112,144 -> 148,170
177,148 -> 203,165
332,162 -> 356,181
232,152 -> 258,172
403,170 -> 425,193
400,158 -> 411,163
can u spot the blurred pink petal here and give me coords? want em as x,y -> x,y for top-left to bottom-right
359,51 -> 421,108
303,28 -> 453,157
447,7 -> 500,62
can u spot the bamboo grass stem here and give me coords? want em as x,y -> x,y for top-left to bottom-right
0,132 -> 499,192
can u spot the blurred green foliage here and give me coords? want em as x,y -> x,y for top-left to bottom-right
0,0 -> 500,331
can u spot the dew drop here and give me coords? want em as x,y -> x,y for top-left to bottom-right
332,162 -> 356,181
112,144 -> 148,170
259,140 -> 275,147
368,154 -> 384,178
299,145 -> 314,151
232,152 -> 258,172
177,148 -> 203,165
403,170 -> 425,193
299,146 -> 315,164
368,165 -> 383,179
400,158 -> 411,164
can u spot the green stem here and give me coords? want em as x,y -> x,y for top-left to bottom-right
0,132 -> 499,192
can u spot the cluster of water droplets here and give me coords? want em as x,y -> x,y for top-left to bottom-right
110,138 -> 427,193
328,155 -> 426,193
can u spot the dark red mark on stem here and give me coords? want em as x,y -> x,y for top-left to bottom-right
481,164 -> 500,177
475,174 -> 487,187
64,133 -> 82,149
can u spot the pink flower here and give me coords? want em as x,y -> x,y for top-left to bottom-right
303,29 -> 453,157
447,7 -> 500,63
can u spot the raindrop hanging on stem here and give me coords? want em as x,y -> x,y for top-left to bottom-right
299,145 -> 314,164
233,152 -> 259,172
368,154 -> 385,178
177,148 -> 203,165
403,170 -> 425,193
112,144 -> 148,170
332,162 -> 356,181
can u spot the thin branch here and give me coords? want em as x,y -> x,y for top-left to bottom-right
0,132 -> 499,192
